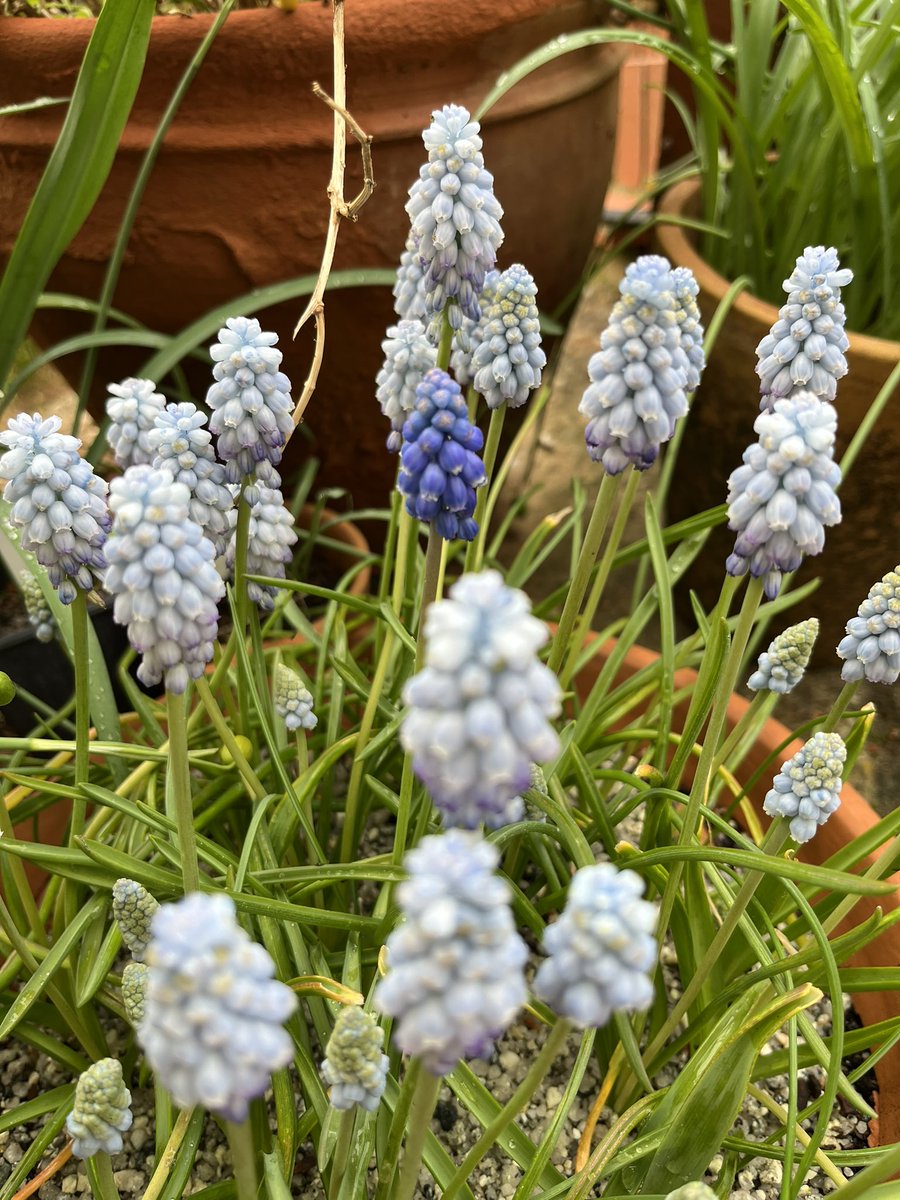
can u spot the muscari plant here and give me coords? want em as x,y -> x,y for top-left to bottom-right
2,88 -> 900,1200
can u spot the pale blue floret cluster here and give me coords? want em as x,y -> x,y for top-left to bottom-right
392,231 -> 428,324
105,378 -> 167,468
140,893 -> 297,1121
756,246 -> 853,409
20,571 -> 54,642
0,413 -> 110,604
274,662 -> 317,731
401,570 -> 561,829
225,484 -> 297,611
375,319 -> 437,451
406,104 -> 504,326
533,863 -> 657,1028
837,567 -> 900,685
747,617 -> 820,694
762,731 -> 846,844
469,263 -> 546,409
112,878 -> 159,962
397,368 -> 486,542
207,318 -> 294,485
579,255 -> 693,474
122,962 -> 148,1027
671,265 -> 706,391
321,1006 -> 389,1112
66,1059 -> 133,1160
104,465 -> 225,693
146,402 -> 235,556
374,830 -> 527,1075
725,391 -> 841,600
449,270 -> 499,386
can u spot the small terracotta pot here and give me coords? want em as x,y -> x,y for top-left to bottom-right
573,633 -> 900,1149
656,178 -> 900,663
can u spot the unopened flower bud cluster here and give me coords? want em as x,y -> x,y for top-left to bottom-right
747,618 -> 819,694
837,567 -> 900,684
66,1059 -> 133,1160
321,1006 -> 389,1111
762,731 -> 846,844
274,663 -> 317,731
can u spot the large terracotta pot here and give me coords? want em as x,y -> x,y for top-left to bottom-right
575,633 -> 900,1150
656,178 -> 900,663
0,0 -> 625,511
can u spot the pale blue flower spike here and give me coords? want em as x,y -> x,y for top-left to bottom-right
374,830 -> 528,1076
0,413 -> 110,605
401,569 -> 561,829
534,863 -> 657,1029
321,1006 -> 389,1112
392,230 -> 428,323
670,265 -> 706,391
837,566 -> 900,685
274,662 -> 317,731
105,378 -> 167,469
139,893 -> 297,1122
449,270 -> 499,387
747,617 -> 819,694
112,878 -> 159,962
376,319 -> 437,451
725,391 -> 841,599
225,483 -> 297,612
104,465 -> 224,694
469,263 -> 546,410
762,731 -> 846,844
66,1059 -> 133,1160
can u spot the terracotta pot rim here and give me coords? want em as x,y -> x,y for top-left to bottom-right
656,178 -> 900,362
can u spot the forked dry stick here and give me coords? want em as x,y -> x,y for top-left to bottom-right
291,0 -> 375,430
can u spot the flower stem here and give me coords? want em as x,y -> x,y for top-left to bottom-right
226,1119 -> 258,1200
232,479 -> 253,729
465,405 -> 506,573
328,1108 -> 357,1200
394,1067 -> 442,1200
70,588 -> 90,840
821,680 -> 859,733
341,628 -> 395,862
416,527 -> 444,662
86,1153 -> 120,1200
166,688 -> 200,894
141,1107 -> 196,1200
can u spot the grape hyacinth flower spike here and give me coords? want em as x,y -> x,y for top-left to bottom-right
449,269 -> 499,386
747,618 -> 819,694
762,731 -> 846,844
534,863 -> 657,1028
579,255 -> 693,474
406,104 -> 504,330
402,570 -> 561,828
274,662 -> 317,731
225,483 -> 297,611
105,378 -> 167,468
122,963 -> 148,1027
725,391 -> 841,599
112,878 -> 159,962
321,1006 -> 389,1111
756,247 -> 853,409
206,317 -> 294,485
20,571 -> 54,642
0,413 -> 109,604
375,319 -> 437,451
671,265 -> 706,391
104,465 -> 224,693
397,368 -> 486,542
837,566 -> 900,684
139,893 -> 297,1120
374,830 -> 527,1075
469,263 -> 546,409
392,230 -> 428,323
66,1059 -> 133,1159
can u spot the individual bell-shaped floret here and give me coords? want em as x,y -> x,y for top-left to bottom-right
321,1006 -> 389,1112
1,413 -> 110,604
374,830 -> 527,1075
392,231 -> 428,323
274,663 -> 317,731
20,571 -> 55,642
225,484 -> 298,612
725,392 -> 841,600
139,893 -> 297,1121
206,317 -> 294,485
837,566 -> 900,685
756,247 -> 853,409
762,731 -> 846,844
406,104 -> 504,326
66,1059 -> 133,1160
105,378 -> 167,468
469,263 -> 546,410
747,618 -> 819,694
122,962 -> 148,1027
104,465 -> 224,693
402,570 -> 561,828
397,368 -> 486,542
112,878 -> 159,962
534,863 -> 657,1028
376,319 -> 437,451
579,256 -> 693,475
671,266 -> 706,391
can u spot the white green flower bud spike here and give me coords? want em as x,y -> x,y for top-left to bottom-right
112,878 -> 159,962
66,1058 -> 133,1159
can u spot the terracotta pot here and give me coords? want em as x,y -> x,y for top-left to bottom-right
574,633 -> 900,1149
0,0 -> 625,511
656,178 -> 900,664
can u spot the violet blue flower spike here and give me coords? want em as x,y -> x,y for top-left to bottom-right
392,231 -> 428,323
579,255 -> 692,475
104,465 -> 224,693
66,1059 -> 133,1160
274,662 -> 317,731
106,378 -> 167,469
0,413 -> 109,604
112,878 -> 159,963
147,402 -> 235,557
533,863 -> 657,1028
397,368 -> 486,542
406,104 -> 504,327
225,484 -> 298,612
139,893 -> 297,1121
321,1006 -> 389,1112
374,830 -> 527,1075
756,247 -> 853,409
401,570 -> 561,829
837,567 -> 900,684
725,391 -> 841,600
762,731 -> 846,844
469,263 -> 546,410
206,317 -> 294,485
671,266 -> 706,391
376,319 -> 437,452
747,617 -> 819,694
20,571 -> 54,642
